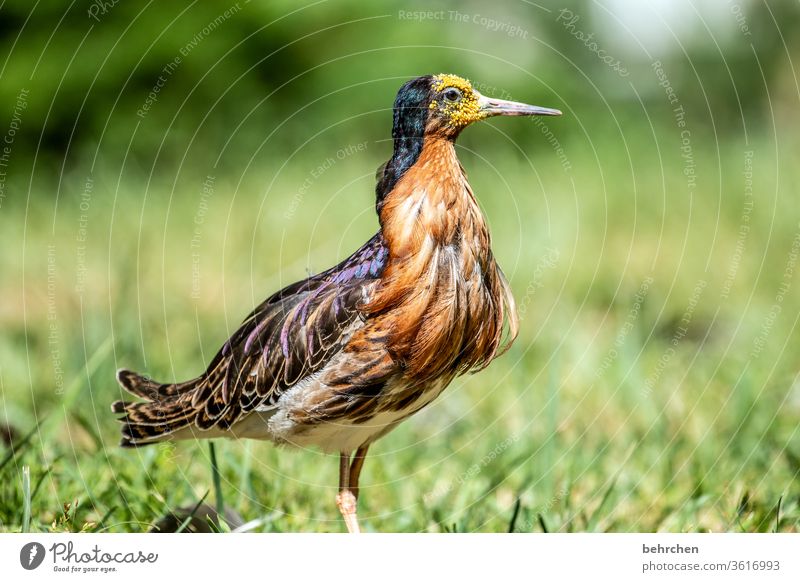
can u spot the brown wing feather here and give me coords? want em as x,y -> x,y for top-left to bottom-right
113,234 -> 389,446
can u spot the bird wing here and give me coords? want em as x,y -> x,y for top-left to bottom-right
114,233 -> 391,439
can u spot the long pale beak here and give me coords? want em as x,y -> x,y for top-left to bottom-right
478,94 -> 562,117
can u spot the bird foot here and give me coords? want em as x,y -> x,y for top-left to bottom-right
335,489 -> 361,533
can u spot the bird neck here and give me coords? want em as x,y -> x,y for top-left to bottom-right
375,137 -> 424,213
378,136 -> 489,259
367,136 -> 516,384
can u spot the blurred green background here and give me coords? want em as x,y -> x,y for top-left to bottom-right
1,0 -> 799,532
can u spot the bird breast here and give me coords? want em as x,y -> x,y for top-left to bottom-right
368,137 -> 514,385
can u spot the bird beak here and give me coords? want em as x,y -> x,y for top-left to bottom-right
477,94 -> 562,118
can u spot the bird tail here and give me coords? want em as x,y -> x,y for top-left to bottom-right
112,369 -> 200,447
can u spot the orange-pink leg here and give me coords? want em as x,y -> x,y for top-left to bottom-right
336,445 -> 370,533
349,445 -> 369,499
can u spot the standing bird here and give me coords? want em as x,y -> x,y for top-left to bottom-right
113,74 -> 561,532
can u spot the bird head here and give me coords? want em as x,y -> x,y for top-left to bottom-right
392,73 -> 561,141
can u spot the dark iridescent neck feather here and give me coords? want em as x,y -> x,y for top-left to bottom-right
375,75 -> 433,212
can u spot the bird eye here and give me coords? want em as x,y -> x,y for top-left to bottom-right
443,88 -> 462,103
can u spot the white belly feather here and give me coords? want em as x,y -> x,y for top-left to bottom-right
226,365 -> 449,454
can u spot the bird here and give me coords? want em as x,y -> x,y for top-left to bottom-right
112,73 -> 561,533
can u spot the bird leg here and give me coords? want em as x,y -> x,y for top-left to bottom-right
336,446 -> 370,533
348,445 -> 370,500
336,452 -> 360,533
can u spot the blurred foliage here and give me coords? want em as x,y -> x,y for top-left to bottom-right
0,0 -> 798,179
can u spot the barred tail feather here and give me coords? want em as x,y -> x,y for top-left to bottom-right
112,368 -> 201,447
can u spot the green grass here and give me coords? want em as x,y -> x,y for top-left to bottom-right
1,128 -> 799,532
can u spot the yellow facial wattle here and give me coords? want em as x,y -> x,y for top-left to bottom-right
432,73 -> 484,127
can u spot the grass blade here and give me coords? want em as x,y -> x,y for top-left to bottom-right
537,513 -> 549,533
22,465 -> 31,533
0,420 -> 44,473
586,443 -> 635,531
209,441 -> 226,530
175,490 -> 209,533
507,497 -> 521,533
40,337 -> 113,444
237,440 -> 253,506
